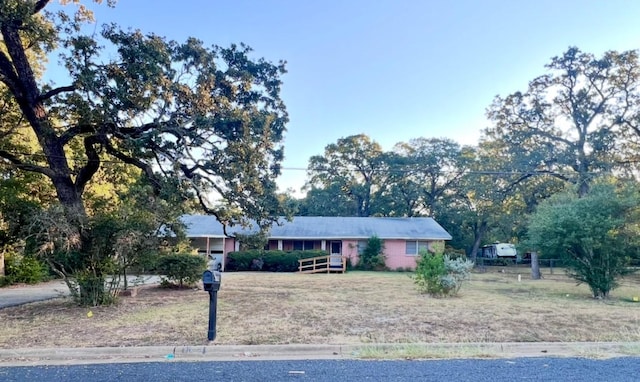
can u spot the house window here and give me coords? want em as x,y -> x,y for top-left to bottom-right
293,240 -> 315,251
357,240 -> 368,255
406,241 -> 417,255
406,241 -> 430,255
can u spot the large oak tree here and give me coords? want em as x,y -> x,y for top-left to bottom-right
0,1 -> 288,302
484,47 -> 640,196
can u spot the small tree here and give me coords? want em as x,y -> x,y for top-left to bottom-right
357,235 -> 386,270
413,252 -> 447,295
413,250 -> 474,297
526,182 -> 640,298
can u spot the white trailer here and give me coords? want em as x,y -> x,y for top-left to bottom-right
479,243 -> 517,258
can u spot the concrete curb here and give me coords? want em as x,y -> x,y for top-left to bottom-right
0,344 -> 354,366
1,342 -> 639,366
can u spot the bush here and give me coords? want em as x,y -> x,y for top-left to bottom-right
2,252 -> 49,285
442,255 -> 474,295
226,250 -> 326,272
526,183 -> 640,298
413,252 -> 474,297
156,253 -> 206,287
356,235 -> 386,271
413,252 -> 447,295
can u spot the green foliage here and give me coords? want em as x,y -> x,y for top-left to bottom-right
235,231 -> 270,251
384,138 -> 471,217
68,271 -> 117,306
413,252 -> 474,297
356,235 -> 387,271
413,252 -> 447,295
2,250 -> 49,285
226,250 -> 325,272
156,253 -> 206,288
443,246 -> 467,260
485,47 -> 640,197
306,134 -> 386,217
526,182 -> 640,298
0,2 -> 290,306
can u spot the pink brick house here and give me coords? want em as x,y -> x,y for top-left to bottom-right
182,215 -> 452,271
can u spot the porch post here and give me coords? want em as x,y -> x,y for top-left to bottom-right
222,237 -> 226,270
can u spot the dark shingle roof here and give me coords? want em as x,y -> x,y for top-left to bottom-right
181,215 -> 451,240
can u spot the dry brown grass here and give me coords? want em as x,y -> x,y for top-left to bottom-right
1,268 -> 640,349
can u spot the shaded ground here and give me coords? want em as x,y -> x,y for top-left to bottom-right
1,270 -> 640,348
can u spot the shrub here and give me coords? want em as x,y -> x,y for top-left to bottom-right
442,255 -> 474,295
226,250 -> 263,271
156,253 -> 206,287
526,183 -> 640,298
2,251 -> 49,285
413,252 -> 447,296
356,235 -> 386,271
226,250 -> 326,272
413,252 -> 474,297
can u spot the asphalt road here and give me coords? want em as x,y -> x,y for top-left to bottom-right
1,358 -> 639,382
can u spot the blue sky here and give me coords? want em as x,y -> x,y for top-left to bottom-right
54,1 -> 640,193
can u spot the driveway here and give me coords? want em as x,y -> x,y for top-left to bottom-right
0,280 -> 70,308
0,276 -> 162,309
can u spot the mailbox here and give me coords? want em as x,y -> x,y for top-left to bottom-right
203,270 -> 214,291
202,270 -> 221,341
203,270 -> 221,292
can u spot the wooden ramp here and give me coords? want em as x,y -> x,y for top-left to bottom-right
298,255 -> 346,274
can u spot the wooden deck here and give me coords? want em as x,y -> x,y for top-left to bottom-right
298,255 -> 346,274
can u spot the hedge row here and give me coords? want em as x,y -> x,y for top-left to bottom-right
225,250 -> 327,272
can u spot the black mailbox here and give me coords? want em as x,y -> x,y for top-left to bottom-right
203,270 -> 221,341
203,270 -> 221,292
203,270 -> 214,291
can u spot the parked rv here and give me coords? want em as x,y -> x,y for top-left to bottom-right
478,243 -> 517,258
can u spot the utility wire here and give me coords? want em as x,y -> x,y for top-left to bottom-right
0,150 -> 610,177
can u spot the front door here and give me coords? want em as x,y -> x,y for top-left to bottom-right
330,241 -> 342,267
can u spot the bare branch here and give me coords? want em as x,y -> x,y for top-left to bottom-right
38,85 -> 76,102
32,0 -> 51,15
0,149 -> 54,177
59,123 -> 101,145
74,136 -> 102,193
192,187 -> 231,237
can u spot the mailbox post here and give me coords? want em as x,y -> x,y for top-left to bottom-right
202,270 -> 221,341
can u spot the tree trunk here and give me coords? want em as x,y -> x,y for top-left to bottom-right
531,252 -> 541,280
0,252 -> 4,277
469,221 -> 488,263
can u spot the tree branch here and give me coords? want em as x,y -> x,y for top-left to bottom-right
0,50 -> 21,95
192,186 -> 232,237
38,85 -> 76,102
103,142 -> 162,194
0,149 -> 55,177
59,123 -> 103,145
74,136 -> 102,193
32,0 -> 51,15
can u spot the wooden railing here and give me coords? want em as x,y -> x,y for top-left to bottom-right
298,255 -> 346,274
